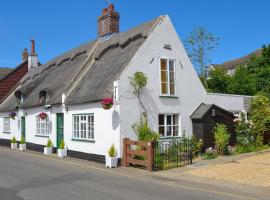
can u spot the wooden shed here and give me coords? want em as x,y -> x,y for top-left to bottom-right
190,103 -> 236,149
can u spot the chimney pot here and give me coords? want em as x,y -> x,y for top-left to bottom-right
30,39 -> 36,55
22,48 -> 29,61
108,4 -> 114,11
28,39 -> 38,70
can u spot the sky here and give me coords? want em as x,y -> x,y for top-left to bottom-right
0,0 -> 269,67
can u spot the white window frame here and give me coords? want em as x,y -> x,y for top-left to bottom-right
3,117 -> 10,133
158,114 -> 180,138
36,116 -> 50,137
159,57 -> 176,96
72,114 -> 94,141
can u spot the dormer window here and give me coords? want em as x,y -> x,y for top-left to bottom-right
39,90 -> 48,104
14,91 -> 23,106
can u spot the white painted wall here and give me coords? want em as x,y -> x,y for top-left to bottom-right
118,16 -> 206,149
0,111 -> 20,141
65,102 -> 120,156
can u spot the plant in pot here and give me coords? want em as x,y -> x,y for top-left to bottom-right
11,137 -> 18,149
9,112 -> 16,120
106,144 -> 118,168
57,140 -> 67,158
101,98 -> 113,110
19,136 -> 26,151
44,139 -> 53,155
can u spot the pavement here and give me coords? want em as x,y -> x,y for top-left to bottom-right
0,146 -> 269,200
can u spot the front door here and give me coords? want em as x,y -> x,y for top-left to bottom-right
56,113 -> 64,149
21,116 -> 26,141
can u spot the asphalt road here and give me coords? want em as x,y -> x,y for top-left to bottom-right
0,148 -> 265,200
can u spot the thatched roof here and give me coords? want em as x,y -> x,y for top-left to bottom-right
0,16 -> 163,111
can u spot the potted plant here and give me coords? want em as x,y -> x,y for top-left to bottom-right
11,137 -> 18,149
19,136 -> 26,151
105,144 -> 118,168
57,140 -> 67,158
44,139 -> 53,155
38,112 -> 48,120
9,112 -> 16,120
101,98 -> 113,110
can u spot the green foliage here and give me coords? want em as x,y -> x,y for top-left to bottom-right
207,68 -> 231,93
184,26 -> 219,78
250,95 -> 270,146
59,140 -> 65,149
132,116 -> 159,141
108,144 -> 117,157
204,148 -> 218,159
11,137 -> 16,144
46,139 -> 53,147
20,136 -> 25,144
129,72 -> 148,95
213,123 -> 230,155
235,113 -> 254,147
191,135 -> 203,157
236,144 -> 269,154
227,66 -> 257,95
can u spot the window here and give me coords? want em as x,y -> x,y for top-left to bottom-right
3,117 -> 10,133
36,116 -> 50,136
160,58 -> 175,95
158,114 -> 179,137
73,114 -> 94,140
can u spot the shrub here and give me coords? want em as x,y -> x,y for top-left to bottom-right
59,140 -> 65,149
191,134 -> 203,157
235,113 -> 254,148
213,123 -> 230,155
204,148 -> 218,159
129,72 -> 148,95
46,139 -> 53,147
11,137 -> 16,144
108,144 -> 117,157
20,136 -> 25,144
132,116 -> 159,141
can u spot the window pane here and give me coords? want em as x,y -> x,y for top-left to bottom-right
160,59 -> 167,70
169,60 -> 174,72
169,72 -> 174,83
161,70 -> 167,82
161,83 -> 167,94
166,126 -> 172,136
170,84 -> 175,95
173,115 -> 178,125
173,126 -> 178,136
167,115 -> 172,125
159,126 -> 165,137
159,115 -> 164,125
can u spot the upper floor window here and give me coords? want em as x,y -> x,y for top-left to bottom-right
73,114 -> 94,141
3,117 -> 10,133
160,58 -> 175,95
158,114 -> 179,137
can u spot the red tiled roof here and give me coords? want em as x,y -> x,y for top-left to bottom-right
0,67 -> 13,80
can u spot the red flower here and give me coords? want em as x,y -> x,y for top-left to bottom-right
101,98 -> 113,106
39,112 -> 48,120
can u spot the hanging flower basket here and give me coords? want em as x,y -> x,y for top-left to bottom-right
101,98 -> 113,110
9,112 -> 16,119
39,112 -> 48,120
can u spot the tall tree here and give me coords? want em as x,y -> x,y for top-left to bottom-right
184,26 -> 219,79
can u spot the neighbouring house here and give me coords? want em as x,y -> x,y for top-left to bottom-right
0,4 -> 251,163
191,103 -> 236,149
210,48 -> 262,75
0,48 -> 30,104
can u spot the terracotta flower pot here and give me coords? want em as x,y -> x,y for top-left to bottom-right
102,104 -> 112,110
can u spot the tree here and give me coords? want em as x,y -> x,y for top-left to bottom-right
227,66 -> 257,95
184,26 -> 219,79
207,68 -> 231,93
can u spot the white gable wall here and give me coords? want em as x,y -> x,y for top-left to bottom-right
118,16 -> 206,152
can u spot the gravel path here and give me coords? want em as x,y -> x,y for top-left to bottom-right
187,152 -> 270,187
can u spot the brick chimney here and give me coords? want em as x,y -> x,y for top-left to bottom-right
22,48 -> 28,61
28,39 -> 38,70
98,4 -> 120,37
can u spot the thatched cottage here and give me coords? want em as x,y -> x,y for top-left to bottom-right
0,4 -> 251,162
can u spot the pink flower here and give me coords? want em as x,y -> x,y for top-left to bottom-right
101,98 -> 113,106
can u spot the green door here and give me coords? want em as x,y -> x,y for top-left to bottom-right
56,113 -> 64,149
21,116 -> 26,141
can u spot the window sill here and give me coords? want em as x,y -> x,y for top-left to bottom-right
159,136 -> 181,140
35,135 -> 49,138
3,131 -> 11,134
71,138 -> 95,143
159,95 -> 179,99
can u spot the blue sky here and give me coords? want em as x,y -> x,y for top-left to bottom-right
0,0 -> 269,67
